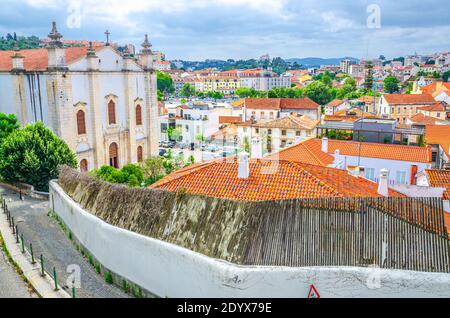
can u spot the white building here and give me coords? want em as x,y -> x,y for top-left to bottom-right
153,61 -> 171,71
235,98 -> 321,122
324,99 -> 351,116
0,23 -> 159,171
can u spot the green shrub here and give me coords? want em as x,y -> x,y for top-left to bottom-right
0,121 -> 77,191
95,263 -> 101,274
0,113 -> 19,142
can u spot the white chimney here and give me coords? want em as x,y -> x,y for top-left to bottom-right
11,52 -> 24,71
86,42 -> 99,71
321,137 -> 329,153
333,149 -> 341,168
251,136 -> 262,159
238,152 -> 250,179
377,169 -> 389,197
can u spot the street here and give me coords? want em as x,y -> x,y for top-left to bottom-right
0,245 -> 35,298
0,187 -> 129,298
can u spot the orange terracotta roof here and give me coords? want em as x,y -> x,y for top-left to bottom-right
267,138 -> 334,166
267,138 -> 431,165
333,108 -> 374,117
324,115 -> 363,122
211,126 -> 238,141
357,96 -> 376,104
0,46 -> 103,71
425,169 -> 450,200
252,115 -> 319,130
425,125 -> 450,157
327,99 -> 344,108
383,94 -> 436,105
421,82 -> 450,95
417,102 -> 447,112
410,113 -> 446,125
150,158 -> 404,201
240,98 -> 320,110
219,116 -> 242,124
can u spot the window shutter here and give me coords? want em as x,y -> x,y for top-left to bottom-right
136,105 -> 142,125
137,146 -> 143,162
76,110 -> 86,135
108,100 -> 116,124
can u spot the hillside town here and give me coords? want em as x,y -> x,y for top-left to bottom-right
0,1 -> 449,303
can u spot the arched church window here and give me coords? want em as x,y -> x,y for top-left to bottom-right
136,105 -> 143,126
76,110 -> 86,135
108,100 -> 116,125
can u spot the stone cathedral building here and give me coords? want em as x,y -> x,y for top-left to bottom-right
0,22 -> 159,172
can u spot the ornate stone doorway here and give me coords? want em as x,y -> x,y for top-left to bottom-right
109,142 -> 119,168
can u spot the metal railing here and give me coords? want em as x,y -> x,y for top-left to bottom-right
1,194 -> 76,298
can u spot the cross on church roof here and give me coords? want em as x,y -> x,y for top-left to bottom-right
105,30 -> 111,46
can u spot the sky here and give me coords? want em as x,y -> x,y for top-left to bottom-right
1,0 -> 449,61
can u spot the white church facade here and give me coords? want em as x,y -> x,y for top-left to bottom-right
0,22 -> 159,172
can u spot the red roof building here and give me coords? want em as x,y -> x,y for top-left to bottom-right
150,158 -> 403,201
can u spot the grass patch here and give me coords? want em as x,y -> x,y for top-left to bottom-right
122,280 -> 130,293
88,255 -> 94,266
133,286 -> 143,298
104,271 -> 113,284
95,263 -> 101,274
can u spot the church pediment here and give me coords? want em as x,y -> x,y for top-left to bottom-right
68,46 -> 143,72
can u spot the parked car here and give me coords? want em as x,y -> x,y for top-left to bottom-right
206,144 -> 220,152
159,148 -> 167,157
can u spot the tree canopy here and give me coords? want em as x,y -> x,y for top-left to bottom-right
0,113 -> 20,141
156,71 -> 175,96
0,121 -> 77,191
303,81 -> 334,105
383,76 -> 400,94
180,83 -> 196,98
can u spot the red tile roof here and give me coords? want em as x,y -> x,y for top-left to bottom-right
252,115 -> 319,130
0,47 -> 103,71
219,116 -> 242,124
267,138 -> 431,165
425,169 -> 450,200
383,94 -> 436,105
425,125 -> 450,157
410,113 -> 446,125
150,158 -> 403,201
327,99 -> 344,108
357,96 -> 377,104
418,102 -> 447,112
421,82 -> 450,95
239,98 -> 320,110
267,138 -> 334,166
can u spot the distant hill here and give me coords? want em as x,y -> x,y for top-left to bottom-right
286,57 -> 359,67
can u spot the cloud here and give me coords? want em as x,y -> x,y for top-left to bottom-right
1,0 -> 449,60
320,11 -> 356,32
